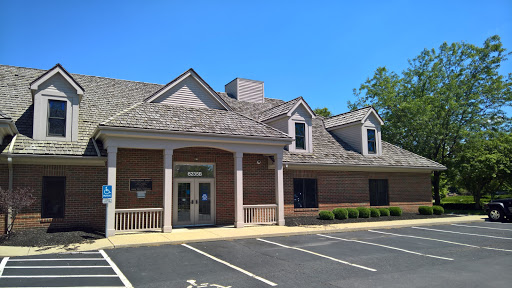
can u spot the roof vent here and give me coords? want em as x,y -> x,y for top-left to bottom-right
225,78 -> 264,103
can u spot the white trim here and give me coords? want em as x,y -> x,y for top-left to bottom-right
286,99 -> 316,119
182,244 -> 278,286
285,162 -> 445,172
0,154 -> 106,166
361,107 -> 384,125
30,65 -> 84,98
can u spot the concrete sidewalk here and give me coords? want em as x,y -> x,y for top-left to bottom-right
0,215 -> 486,257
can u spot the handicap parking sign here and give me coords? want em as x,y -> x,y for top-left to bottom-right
102,185 -> 112,199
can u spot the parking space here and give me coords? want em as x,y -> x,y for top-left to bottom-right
0,250 -> 132,287
3,221 -> 511,287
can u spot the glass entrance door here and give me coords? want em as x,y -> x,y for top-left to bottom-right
173,179 -> 215,227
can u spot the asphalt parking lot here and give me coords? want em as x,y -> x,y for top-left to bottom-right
1,221 -> 511,287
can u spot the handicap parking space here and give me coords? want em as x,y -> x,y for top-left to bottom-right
0,250 -> 131,288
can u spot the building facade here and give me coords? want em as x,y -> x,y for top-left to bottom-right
0,64 -> 445,237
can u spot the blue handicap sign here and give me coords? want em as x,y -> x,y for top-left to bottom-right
102,185 -> 112,199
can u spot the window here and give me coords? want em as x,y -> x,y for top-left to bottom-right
369,179 -> 388,206
48,100 -> 66,137
367,129 -> 376,154
295,122 -> 306,150
42,176 -> 66,218
294,178 -> 317,208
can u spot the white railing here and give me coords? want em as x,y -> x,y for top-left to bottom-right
243,204 -> 277,225
115,208 -> 163,232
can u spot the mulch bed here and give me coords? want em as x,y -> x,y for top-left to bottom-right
285,213 -> 459,226
0,228 -> 104,247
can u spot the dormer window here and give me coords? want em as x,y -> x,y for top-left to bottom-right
367,129 -> 376,154
48,100 -> 67,137
295,122 -> 306,150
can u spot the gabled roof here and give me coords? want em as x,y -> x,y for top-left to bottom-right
324,106 -> 383,129
259,97 -> 315,122
29,63 -> 85,98
99,102 -> 290,139
143,68 -> 232,111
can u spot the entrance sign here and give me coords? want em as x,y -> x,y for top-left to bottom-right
188,172 -> 202,177
175,164 -> 214,178
102,185 -> 112,199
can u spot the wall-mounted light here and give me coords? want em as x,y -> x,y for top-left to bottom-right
194,157 -> 199,161
256,160 -> 261,164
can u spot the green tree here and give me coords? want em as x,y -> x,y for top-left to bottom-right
349,35 -> 512,205
456,132 -> 512,209
313,107 -> 332,117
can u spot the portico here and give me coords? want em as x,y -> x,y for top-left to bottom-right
95,127 -> 291,237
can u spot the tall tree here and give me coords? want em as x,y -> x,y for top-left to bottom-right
314,107 -> 332,117
349,35 -> 512,205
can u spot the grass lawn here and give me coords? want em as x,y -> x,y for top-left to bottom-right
444,209 -> 486,215
441,194 -> 512,205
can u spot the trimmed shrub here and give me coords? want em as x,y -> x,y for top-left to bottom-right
357,207 -> 371,218
432,205 -> 444,215
418,206 -> 433,215
319,210 -> 334,220
370,208 -> 381,217
333,208 -> 348,220
347,208 -> 359,218
389,207 -> 402,216
379,208 -> 390,216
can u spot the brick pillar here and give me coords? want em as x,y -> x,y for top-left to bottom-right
275,153 -> 285,226
234,151 -> 244,228
162,149 -> 173,233
106,146 -> 117,237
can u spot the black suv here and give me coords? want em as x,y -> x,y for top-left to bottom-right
484,198 -> 512,222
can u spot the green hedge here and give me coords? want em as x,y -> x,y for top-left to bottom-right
370,208 -> 381,217
332,208 -> 348,220
357,207 -> 371,218
319,210 -> 334,220
432,205 -> 444,215
379,208 -> 390,216
418,206 -> 433,215
347,208 -> 359,218
389,207 -> 402,216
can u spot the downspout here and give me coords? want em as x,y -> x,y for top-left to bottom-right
6,134 -> 17,230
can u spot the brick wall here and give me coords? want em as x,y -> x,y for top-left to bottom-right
284,169 -> 432,215
3,164 -> 106,233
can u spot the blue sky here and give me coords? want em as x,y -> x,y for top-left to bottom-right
1,0 -> 511,116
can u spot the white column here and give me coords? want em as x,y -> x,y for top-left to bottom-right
234,152 -> 244,228
105,146 -> 117,237
162,149 -> 173,233
275,153 -> 285,226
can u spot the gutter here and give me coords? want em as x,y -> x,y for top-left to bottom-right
284,161 -> 447,172
1,153 -> 107,166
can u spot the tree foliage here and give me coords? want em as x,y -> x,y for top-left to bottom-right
349,35 -> 512,204
0,186 -> 36,237
456,132 -> 512,209
313,107 -> 332,117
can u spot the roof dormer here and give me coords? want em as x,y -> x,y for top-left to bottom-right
145,69 -> 231,110
325,107 -> 384,156
30,64 -> 83,142
260,97 -> 315,153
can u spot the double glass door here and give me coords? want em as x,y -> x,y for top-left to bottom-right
173,179 -> 215,227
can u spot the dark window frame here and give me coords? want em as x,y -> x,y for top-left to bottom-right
47,99 -> 67,137
293,178 -> 318,209
369,179 -> 389,206
41,176 -> 66,218
367,129 -> 376,154
295,122 -> 306,150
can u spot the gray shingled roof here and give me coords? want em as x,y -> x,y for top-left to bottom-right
258,97 -> 302,122
217,93 -> 284,120
100,102 -> 290,139
284,118 -> 445,169
324,107 -> 373,129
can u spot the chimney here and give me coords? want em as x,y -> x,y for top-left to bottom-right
225,78 -> 264,103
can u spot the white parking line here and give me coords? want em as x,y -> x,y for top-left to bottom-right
317,234 -> 453,261
99,250 -> 133,288
1,275 -> 119,278
412,226 -> 512,240
5,266 -> 111,268
0,257 -> 9,277
8,258 -> 104,261
182,244 -> 278,286
256,238 -> 377,272
369,230 -> 512,252
452,224 -> 512,231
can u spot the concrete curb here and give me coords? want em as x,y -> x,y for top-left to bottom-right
0,215 -> 487,256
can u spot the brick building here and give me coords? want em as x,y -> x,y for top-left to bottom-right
0,64 -> 445,237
